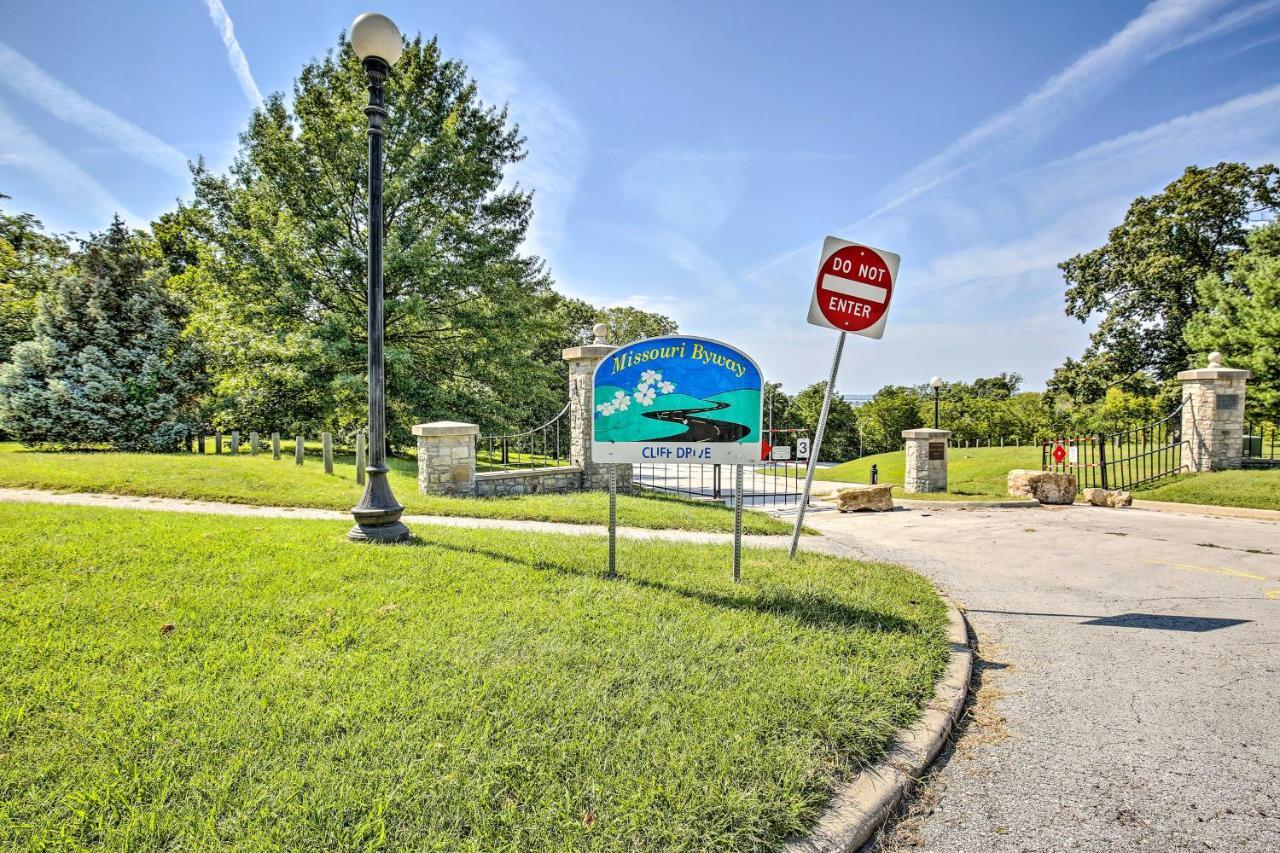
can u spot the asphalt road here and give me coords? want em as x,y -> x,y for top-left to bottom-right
800,503 -> 1280,852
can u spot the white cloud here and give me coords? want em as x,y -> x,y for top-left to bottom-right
621,148 -> 747,236
742,0 -> 1237,282
0,100 -> 138,228
464,33 -> 586,269
0,41 -> 189,178
202,0 -> 264,109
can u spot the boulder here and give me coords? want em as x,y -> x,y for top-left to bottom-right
1083,487 -> 1133,508
1006,469 -> 1077,505
830,484 -> 895,512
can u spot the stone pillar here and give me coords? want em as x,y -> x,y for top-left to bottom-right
563,323 -> 633,491
902,428 -> 951,494
413,421 -> 479,496
1178,352 -> 1250,473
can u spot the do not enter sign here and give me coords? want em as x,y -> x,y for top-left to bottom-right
807,236 -> 900,339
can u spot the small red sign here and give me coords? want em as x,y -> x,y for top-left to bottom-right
814,244 -> 893,332
1052,443 -> 1067,464
760,439 -> 773,461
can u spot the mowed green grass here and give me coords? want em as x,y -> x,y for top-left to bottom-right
0,503 -> 947,850
1135,468 -> 1280,511
0,443 -> 795,535
814,446 -> 1042,501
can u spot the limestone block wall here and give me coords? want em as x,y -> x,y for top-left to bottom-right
474,466 -> 584,497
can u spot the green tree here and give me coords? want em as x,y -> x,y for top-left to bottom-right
1051,163 -> 1279,401
595,305 -> 678,346
854,385 -> 923,457
174,32 -> 563,444
0,218 -> 203,450
0,195 -> 69,363
1185,221 -> 1280,420
787,383 -> 859,461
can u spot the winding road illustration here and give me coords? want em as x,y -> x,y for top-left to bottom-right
642,400 -> 752,443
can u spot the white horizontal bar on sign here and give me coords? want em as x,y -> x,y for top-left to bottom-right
821,273 -> 887,303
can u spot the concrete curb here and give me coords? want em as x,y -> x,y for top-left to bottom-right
785,599 -> 972,853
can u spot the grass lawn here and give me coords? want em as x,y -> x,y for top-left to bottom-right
0,503 -> 948,850
0,443 -> 797,536
1134,468 -> 1280,511
813,445 -> 1042,501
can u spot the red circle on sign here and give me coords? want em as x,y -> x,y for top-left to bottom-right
815,245 -> 893,331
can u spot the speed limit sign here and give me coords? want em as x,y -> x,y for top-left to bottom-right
796,436 -> 811,460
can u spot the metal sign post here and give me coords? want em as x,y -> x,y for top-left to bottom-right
733,464 -> 744,582
789,330 -> 846,558
607,463 -> 618,577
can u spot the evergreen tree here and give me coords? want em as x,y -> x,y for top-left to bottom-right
0,218 -> 204,450
1185,221 -> 1280,420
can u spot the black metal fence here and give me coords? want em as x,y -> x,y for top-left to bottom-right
477,404 -> 571,471
1243,421 -> 1280,467
1042,403 -> 1185,490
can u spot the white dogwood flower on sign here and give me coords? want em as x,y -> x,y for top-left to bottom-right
657,380 -> 675,394
635,385 -> 657,406
640,369 -> 661,385
615,394 -> 631,411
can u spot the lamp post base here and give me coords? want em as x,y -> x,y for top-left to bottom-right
347,519 -> 411,543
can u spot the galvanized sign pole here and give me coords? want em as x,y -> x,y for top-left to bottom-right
607,463 -> 618,577
789,331 -> 846,557
733,463 -> 744,582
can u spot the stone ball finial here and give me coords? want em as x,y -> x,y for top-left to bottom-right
1208,351 -> 1222,368
592,322 -> 609,345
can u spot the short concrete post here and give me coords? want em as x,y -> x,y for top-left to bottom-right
271,432 -> 280,460
412,422 -> 479,495
230,430 -> 240,455
215,432 -> 223,454
322,432 -> 334,474
1178,351 -> 1250,472
295,435 -> 304,465
903,428 -> 952,494
249,431 -> 258,456
355,432 -> 366,485
563,323 -> 632,491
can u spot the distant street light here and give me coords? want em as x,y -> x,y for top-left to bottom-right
348,12 -> 409,543
930,376 -> 943,430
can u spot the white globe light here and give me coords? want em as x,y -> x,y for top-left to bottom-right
350,12 -> 403,65
930,376 -> 943,388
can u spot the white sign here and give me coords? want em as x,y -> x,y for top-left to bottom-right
771,446 -> 792,461
796,436 -> 811,460
1068,445 -> 1079,464
807,236 -> 901,339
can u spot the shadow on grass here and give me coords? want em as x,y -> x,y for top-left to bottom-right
411,536 -> 924,636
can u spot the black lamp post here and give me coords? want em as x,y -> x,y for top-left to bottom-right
930,376 -> 943,430
348,12 -> 409,543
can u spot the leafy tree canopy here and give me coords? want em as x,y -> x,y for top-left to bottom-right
170,32 -> 565,443
1185,221 -> 1280,420
0,218 -> 203,450
0,195 -> 69,363
1051,162 -> 1279,402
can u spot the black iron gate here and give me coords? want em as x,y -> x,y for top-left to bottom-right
1042,403 -> 1185,490
1243,420 -> 1280,468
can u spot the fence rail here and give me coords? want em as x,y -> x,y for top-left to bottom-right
477,404 -> 571,471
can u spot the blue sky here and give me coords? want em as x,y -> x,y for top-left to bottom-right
2,1 -> 1278,394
